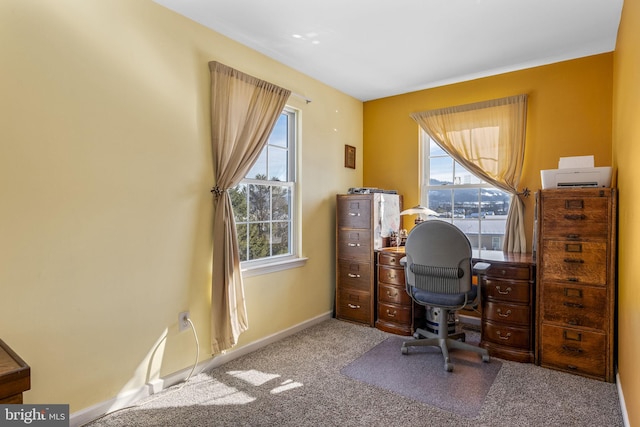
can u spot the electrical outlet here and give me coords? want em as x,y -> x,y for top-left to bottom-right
179,311 -> 190,332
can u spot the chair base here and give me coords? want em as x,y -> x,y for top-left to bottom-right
401,327 -> 490,372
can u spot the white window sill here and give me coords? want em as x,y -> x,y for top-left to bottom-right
241,257 -> 309,278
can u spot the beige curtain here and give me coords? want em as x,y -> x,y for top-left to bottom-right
209,61 -> 291,354
410,94 -> 528,253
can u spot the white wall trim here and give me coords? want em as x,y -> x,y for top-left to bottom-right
70,311 -> 333,427
616,370 -> 630,427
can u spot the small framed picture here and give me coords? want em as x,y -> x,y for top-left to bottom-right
345,145 -> 356,169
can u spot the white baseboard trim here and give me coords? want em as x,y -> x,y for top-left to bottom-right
70,311 -> 333,427
616,370 -> 630,427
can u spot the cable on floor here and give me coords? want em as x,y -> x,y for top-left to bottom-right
81,317 -> 200,426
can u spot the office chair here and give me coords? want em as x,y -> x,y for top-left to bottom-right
400,220 -> 490,372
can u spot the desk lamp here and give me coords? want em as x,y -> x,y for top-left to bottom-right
400,205 -> 438,224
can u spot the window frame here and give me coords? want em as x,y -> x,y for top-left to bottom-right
420,131 -> 510,254
233,106 -> 307,277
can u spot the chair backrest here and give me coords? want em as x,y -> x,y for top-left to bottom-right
404,220 -> 473,294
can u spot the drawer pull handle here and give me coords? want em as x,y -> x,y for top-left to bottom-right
567,278 -> 579,282
566,318 -> 579,326
387,273 -> 397,280
564,214 -> 586,220
563,302 -> 584,309
497,309 -> 512,318
562,345 -> 583,354
496,286 -> 512,295
563,330 -> 582,341
567,365 -> 578,370
496,331 -> 511,340
347,273 -> 361,278
390,257 -> 396,263
386,291 -> 398,297
565,200 -> 584,209
347,243 -> 361,247
564,288 -> 583,298
386,309 -> 396,317
567,234 -> 580,239
348,212 -> 361,217
347,304 -> 361,309
564,258 -> 584,264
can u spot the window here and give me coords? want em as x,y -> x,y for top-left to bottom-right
421,133 -> 511,253
230,108 -> 303,273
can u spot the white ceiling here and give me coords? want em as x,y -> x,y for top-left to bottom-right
154,0 -> 623,101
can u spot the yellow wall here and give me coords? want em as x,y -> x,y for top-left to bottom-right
363,54 -> 613,245
0,0 -> 362,413
613,0 -> 640,425
2,0 -> 636,421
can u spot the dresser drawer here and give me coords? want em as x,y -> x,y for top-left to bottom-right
338,229 -> 372,260
337,197 -> 371,229
483,279 -> 530,304
336,288 -> 372,324
483,301 -> 530,326
540,196 -> 609,239
378,250 -> 404,267
540,240 -> 607,285
378,264 -> 405,286
486,264 -> 531,281
482,321 -> 531,349
337,260 -> 371,292
541,283 -> 607,330
378,282 -> 411,305
540,324 -> 606,379
377,301 -> 412,324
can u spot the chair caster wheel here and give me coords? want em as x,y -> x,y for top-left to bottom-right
445,363 -> 453,372
482,354 -> 490,363
401,347 -> 408,355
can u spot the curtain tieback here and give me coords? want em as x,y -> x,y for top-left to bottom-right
517,187 -> 530,198
211,186 -> 226,198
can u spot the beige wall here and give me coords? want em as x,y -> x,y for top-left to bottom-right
0,0 -> 362,413
613,1 -> 640,425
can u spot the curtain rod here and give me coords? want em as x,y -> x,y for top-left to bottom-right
291,91 -> 312,104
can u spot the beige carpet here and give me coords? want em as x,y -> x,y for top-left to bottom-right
85,319 -> 623,427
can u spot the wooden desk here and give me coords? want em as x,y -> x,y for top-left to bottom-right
374,247 -> 536,363
0,339 -> 30,404
375,247 -> 425,335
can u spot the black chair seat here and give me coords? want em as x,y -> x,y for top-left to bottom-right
410,285 -> 477,307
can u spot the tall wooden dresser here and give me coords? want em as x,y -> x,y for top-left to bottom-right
335,193 -> 401,326
536,188 -> 617,382
335,194 -> 377,326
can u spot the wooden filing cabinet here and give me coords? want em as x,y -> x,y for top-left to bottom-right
479,254 -> 536,363
536,188 -> 617,382
335,193 -> 402,326
375,247 -> 425,335
335,194 -> 376,326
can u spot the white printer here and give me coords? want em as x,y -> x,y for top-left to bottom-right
541,155 -> 612,189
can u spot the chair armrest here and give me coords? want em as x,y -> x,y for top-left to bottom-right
472,262 -> 491,274
471,262 -> 491,308
400,256 -> 410,296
